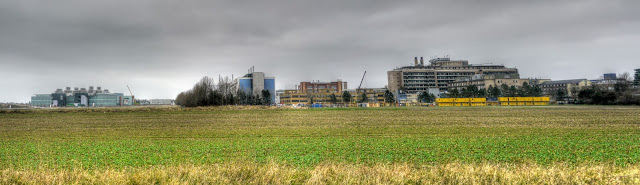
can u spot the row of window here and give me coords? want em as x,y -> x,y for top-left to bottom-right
483,71 -> 518,75
436,72 -> 476,76
403,76 -> 436,79
405,84 -> 437,87
435,66 -> 503,70
404,80 -> 436,83
540,83 -> 578,88
403,72 -> 436,76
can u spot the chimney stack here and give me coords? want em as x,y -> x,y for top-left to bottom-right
420,57 -> 424,65
414,57 -> 418,66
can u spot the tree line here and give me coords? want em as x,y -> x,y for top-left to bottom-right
447,82 -> 543,98
308,90 -> 397,105
576,74 -> 639,105
175,76 -> 272,107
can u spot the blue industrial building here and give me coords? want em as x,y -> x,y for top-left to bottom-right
235,69 -> 276,104
603,73 -> 617,81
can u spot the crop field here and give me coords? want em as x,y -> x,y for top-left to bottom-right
1,106 -> 640,184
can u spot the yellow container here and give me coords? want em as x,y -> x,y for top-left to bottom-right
472,102 -> 487,106
498,97 -> 510,102
541,97 -> 550,102
508,97 -> 517,102
471,98 -> 486,102
454,98 -> 468,103
533,97 -> 542,102
524,97 -> 533,101
461,103 -> 471,106
515,97 -> 525,102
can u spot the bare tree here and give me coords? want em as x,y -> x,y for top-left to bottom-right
619,72 -> 632,82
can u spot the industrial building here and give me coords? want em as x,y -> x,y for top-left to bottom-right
387,56 -> 519,93
30,86 -> 133,107
447,74 -> 551,91
280,80 -> 346,105
298,80 -> 347,93
279,86 -> 387,105
539,79 -> 592,97
234,67 -> 276,104
604,73 -> 617,81
149,99 -> 174,105
345,88 -> 386,103
278,77 -> 385,106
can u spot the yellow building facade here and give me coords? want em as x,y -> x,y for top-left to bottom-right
280,88 -> 387,105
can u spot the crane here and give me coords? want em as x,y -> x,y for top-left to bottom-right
357,71 -> 367,103
127,85 -> 136,105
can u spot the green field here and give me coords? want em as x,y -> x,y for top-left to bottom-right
1,106 -> 640,184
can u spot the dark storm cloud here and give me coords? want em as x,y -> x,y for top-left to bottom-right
1,0 -> 639,102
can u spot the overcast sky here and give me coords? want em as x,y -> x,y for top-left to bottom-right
1,0 -> 639,102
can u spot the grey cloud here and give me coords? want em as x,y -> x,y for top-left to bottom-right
1,0 -> 639,102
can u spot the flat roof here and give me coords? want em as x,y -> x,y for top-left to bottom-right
540,79 -> 587,85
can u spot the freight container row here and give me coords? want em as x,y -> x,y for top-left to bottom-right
436,97 -> 550,107
497,97 -> 550,102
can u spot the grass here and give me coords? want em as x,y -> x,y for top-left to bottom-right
1,106 -> 640,184
2,163 -> 640,184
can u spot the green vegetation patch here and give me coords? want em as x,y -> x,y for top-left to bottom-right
1,106 -> 639,169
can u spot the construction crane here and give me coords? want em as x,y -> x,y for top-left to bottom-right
127,85 -> 136,105
357,71 -> 367,103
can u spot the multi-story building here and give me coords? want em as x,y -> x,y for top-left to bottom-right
448,74 -> 550,91
388,56 -> 519,94
31,94 -> 53,107
298,80 -> 347,93
30,86 -> 133,107
345,88 -> 386,103
539,79 -> 592,98
235,69 -> 276,104
279,79 -> 347,105
279,87 -> 387,105
634,69 -> 640,86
